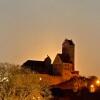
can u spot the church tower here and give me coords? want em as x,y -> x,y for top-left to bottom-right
62,39 -> 75,70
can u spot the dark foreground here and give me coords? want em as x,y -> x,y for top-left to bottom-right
51,88 -> 100,100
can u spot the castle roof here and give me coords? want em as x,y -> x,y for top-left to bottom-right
57,54 -> 72,63
23,60 -> 44,67
22,60 -> 53,74
63,39 -> 74,45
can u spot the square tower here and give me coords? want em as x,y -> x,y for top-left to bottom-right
62,39 -> 75,70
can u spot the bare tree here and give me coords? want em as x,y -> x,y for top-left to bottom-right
0,63 -> 52,100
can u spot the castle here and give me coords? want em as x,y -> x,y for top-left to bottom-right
22,39 -> 79,83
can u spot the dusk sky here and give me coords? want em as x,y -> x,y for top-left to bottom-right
0,0 -> 100,77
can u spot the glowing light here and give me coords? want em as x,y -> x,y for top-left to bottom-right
90,84 -> 94,88
96,80 -> 100,86
32,96 -> 36,100
37,96 -> 41,100
39,77 -> 42,81
90,84 -> 95,93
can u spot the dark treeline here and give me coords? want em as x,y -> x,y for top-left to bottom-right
51,87 -> 100,100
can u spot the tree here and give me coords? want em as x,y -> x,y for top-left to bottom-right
0,63 -> 52,100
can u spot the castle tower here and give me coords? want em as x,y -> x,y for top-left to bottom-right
62,39 -> 75,70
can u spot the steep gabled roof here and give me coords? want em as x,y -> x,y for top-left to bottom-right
57,54 -> 72,63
